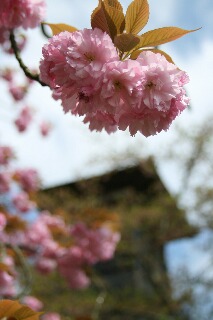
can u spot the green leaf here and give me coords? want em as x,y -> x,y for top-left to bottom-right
131,48 -> 175,64
136,26 -> 200,49
125,0 -> 149,34
114,33 -> 140,52
43,23 -> 78,36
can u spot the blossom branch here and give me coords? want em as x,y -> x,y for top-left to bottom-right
5,243 -> 32,299
41,23 -> 51,39
9,31 -> 47,87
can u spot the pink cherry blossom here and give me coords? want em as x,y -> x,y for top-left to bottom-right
0,270 -> 16,297
0,0 -> 46,30
40,28 -> 119,115
1,68 -> 14,82
0,256 -> 17,298
22,296 -> 43,311
71,222 -> 120,264
101,60 -> 144,109
0,26 -> 9,44
14,168 -> 40,192
40,121 -> 52,136
14,106 -> 33,132
42,313 -> 61,320
9,85 -> 27,101
117,51 -> 190,136
0,212 -> 6,231
0,171 -> 11,193
12,191 -> 35,213
83,110 -> 117,133
35,257 -> 57,274
0,146 -> 14,165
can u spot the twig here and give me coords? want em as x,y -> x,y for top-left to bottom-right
5,243 -> 33,298
9,30 -> 48,87
41,23 -> 52,39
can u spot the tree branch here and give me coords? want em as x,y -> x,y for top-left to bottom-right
9,31 -> 48,87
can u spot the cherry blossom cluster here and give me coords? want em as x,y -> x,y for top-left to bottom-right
40,28 -> 190,137
0,0 -> 46,31
0,0 -> 45,53
0,145 -> 120,296
0,68 -> 52,136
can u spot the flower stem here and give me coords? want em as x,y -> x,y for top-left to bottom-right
9,30 -> 47,87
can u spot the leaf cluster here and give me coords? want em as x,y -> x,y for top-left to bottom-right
90,0 -> 198,60
45,0 -> 199,63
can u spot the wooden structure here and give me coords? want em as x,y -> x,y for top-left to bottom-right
36,160 -> 197,319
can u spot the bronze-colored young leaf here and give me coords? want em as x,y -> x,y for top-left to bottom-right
0,300 -> 43,320
91,3 -> 115,39
91,1 -> 124,40
104,3 -> 125,34
0,262 -> 12,273
125,0 -> 149,34
130,48 -> 175,64
136,26 -> 200,49
105,0 -> 123,11
114,33 -> 140,52
43,23 -> 78,36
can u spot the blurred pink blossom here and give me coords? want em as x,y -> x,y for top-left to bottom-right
0,212 -> 6,231
22,296 -> 43,311
14,106 -> 33,132
40,121 -> 52,137
0,256 -> 17,298
12,191 -> 35,213
42,313 -> 61,320
14,168 -> 40,192
0,146 -> 14,165
0,171 -> 11,193
9,85 -> 27,101
0,0 -> 46,30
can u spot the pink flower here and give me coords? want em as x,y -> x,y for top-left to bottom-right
1,68 -> 14,82
14,106 -> 33,132
0,171 -> 11,193
40,28 -> 119,114
42,313 -> 61,320
40,121 -> 52,136
71,222 -> 120,264
12,191 -> 35,213
0,256 -> 17,298
117,51 -> 190,137
0,146 -> 14,165
0,0 -> 46,30
0,212 -> 6,231
0,271 -> 16,297
64,268 -> 90,289
101,60 -> 144,109
0,26 -> 9,44
22,296 -> 43,311
24,217 -> 51,246
83,110 -> 117,133
57,246 -> 91,288
35,257 -> 57,274
14,168 -> 40,192
9,85 -> 27,101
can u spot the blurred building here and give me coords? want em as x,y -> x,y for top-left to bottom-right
36,159 -> 197,320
